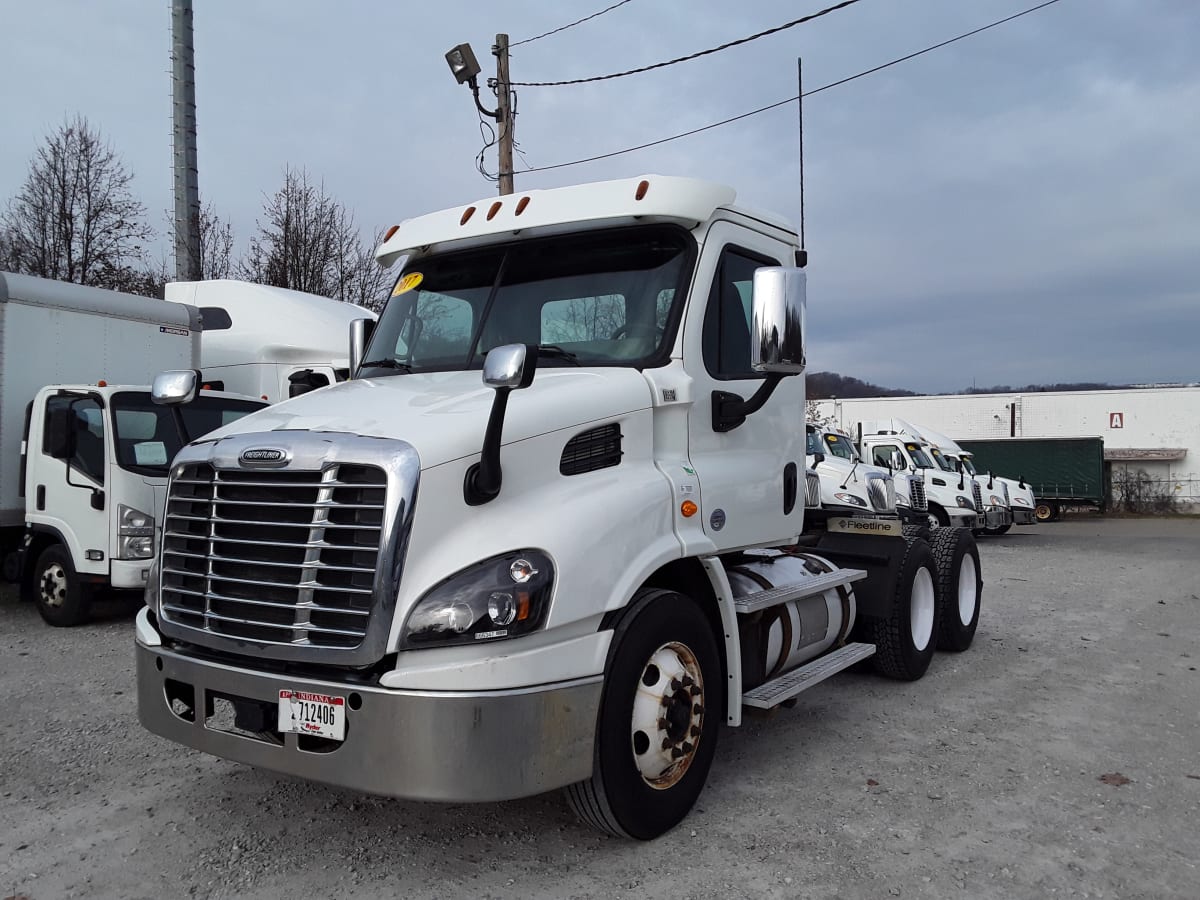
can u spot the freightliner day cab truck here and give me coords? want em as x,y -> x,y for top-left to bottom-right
0,272 -> 266,625
135,176 -> 983,839
916,425 -> 1035,534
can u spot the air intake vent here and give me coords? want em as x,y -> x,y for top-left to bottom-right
560,423 -> 623,476
804,470 -> 822,508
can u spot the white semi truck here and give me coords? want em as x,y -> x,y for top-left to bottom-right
165,280 -> 376,403
917,425 -> 1036,534
135,176 -> 983,839
0,272 -> 266,625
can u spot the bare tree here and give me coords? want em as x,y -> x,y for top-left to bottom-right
1,116 -> 153,289
198,202 -> 235,280
239,166 -> 389,307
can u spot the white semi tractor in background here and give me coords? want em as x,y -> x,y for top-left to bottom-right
917,424 -> 1036,534
0,272 -> 266,625
135,175 -> 984,840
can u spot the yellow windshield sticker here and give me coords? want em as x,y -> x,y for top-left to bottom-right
392,272 -> 424,297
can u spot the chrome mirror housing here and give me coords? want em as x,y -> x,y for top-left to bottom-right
750,267 -> 806,374
483,343 -> 537,390
151,369 -> 200,406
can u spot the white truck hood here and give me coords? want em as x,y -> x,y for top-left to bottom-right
197,368 -> 654,469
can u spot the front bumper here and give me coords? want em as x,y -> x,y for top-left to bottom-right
136,612 -> 602,802
1012,507 -> 1037,525
111,558 -> 154,590
983,507 -> 1013,530
947,509 -> 979,530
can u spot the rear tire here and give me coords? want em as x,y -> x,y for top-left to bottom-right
930,527 -> 982,651
1034,502 -> 1057,522
34,545 -> 93,627
868,537 -> 938,681
565,588 -> 722,840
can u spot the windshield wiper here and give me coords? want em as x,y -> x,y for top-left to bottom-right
359,359 -> 412,372
537,344 -> 581,366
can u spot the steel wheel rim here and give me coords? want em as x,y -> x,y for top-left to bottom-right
630,641 -> 704,790
957,554 -> 979,625
41,563 -> 68,608
910,567 -> 936,652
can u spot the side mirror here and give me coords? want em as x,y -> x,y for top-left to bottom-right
890,451 -> 906,471
287,368 -> 329,398
466,344 -> 540,505
482,343 -> 537,390
750,267 -> 806,374
152,370 -> 200,406
348,318 -> 376,377
197,306 -> 232,331
812,451 -> 825,465
46,406 -> 75,460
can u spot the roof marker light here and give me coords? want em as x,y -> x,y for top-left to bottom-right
487,201 -> 502,221
97,379 -> 108,387
383,224 -> 400,242
460,206 -> 476,226
635,179 -> 650,201
515,196 -> 530,216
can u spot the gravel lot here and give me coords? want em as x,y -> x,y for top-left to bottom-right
2,517 -> 1198,899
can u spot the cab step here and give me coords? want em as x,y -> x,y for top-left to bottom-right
742,642 -> 876,709
733,568 -> 867,615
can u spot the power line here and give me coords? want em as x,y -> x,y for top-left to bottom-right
511,0 -> 636,48
507,0 -> 865,87
516,0 -> 1066,175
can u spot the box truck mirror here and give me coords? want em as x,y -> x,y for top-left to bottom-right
890,451 -> 906,471
46,407 -> 76,460
151,370 -> 200,406
197,306 -> 232,331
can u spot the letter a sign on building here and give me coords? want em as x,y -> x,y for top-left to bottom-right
1109,412 -> 1124,429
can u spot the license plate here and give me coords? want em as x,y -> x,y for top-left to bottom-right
278,690 -> 346,741
827,516 -> 902,536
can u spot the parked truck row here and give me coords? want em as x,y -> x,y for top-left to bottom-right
132,175 -> 992,839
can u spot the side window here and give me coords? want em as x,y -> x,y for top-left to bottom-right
872,444 -> 901,468
44,395 -> 105,484
702,246 -> 780,378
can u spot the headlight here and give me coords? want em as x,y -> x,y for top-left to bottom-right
956,495 -> 975,509
895,492 -> 911,507
832,492 -> 868,508
401,550 -> 554,648
118,504 -> 155,559
1013,497 -> 1032,506
989,495 -> 1005,507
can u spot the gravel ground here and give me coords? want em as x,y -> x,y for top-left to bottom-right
2,517 -> 1198,899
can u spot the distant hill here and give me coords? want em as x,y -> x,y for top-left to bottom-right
808,373 -> 1138,399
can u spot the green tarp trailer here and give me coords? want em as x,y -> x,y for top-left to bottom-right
958,437 -> 1106,521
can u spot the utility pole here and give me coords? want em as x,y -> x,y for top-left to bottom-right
171,0 -> 201,281
493,33 -> 514,196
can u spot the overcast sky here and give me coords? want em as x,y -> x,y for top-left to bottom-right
4,0 -> 1197,393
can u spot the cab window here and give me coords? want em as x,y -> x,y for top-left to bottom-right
702,246 -> 780,379
44,395 -> 105,484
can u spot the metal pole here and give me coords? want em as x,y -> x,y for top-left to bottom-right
172,0 -> 201,281
494,33 -> 514,196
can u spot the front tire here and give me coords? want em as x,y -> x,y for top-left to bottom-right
868,537 -> 939,681
930,527 -> 982,651
566,588 -> 722,840
34,545 -> 93,627
983,523 -> 1012,535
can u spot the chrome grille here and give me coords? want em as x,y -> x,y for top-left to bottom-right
160,462 -> 386,650
804,470 -> 822,508
866,474 -> 896,512
971,481 -> 984,513
908,476 -> 927,511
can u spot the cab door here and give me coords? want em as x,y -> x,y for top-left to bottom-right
683,223 -> 805,551
31,392 -> 109,576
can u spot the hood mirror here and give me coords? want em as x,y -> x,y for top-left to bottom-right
151,369 -> 200,406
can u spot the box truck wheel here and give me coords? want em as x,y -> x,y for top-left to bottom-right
1034,502 -> 1057,522
566,588 -> 722,840
930,527 -> 982,652
34,545 -> 94,627
868,537 -> 938,681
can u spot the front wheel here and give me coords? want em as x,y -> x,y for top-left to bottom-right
566,588 -> 722,840
34,545 -> 94,627
930,527 -> 982,651
868,537 -> 939,681
983,523 -> 1012,535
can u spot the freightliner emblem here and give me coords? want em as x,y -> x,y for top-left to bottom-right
240,447 -> 287,466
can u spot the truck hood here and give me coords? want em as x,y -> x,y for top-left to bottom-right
198,368 -> 654,470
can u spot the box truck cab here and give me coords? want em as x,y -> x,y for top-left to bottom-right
135,175 -> 982,840
164,280 -> 377,402
856,420 -> 982,530
17,382 -> 265,625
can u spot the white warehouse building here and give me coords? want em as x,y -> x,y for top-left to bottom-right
814,388 -> 1200,509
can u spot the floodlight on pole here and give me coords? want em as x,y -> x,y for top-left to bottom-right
446,37 -> 513,196
445,43 -> 482,84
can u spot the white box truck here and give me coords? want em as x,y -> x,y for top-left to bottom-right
165,280 -> 376,403
135,176 -> 983,839
0,272 -> 265,625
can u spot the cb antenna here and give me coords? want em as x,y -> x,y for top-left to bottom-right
796,57 -> 808,268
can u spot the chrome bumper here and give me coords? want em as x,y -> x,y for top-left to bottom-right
1012,508 -> 1037,525
983,507 -> 1013,529
136,628 -> 602,802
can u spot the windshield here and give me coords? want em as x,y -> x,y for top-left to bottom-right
112,392 -> 266,476
904,442 -> 935,469
930,448 -> 957,472
961,456 -> 978,476
362,225 -> 694,375
823,433 -> 858,461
